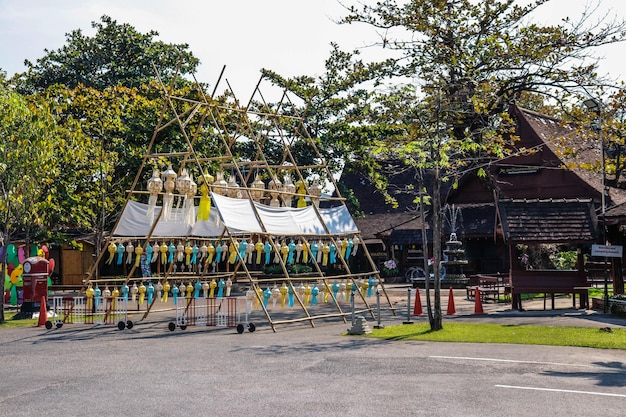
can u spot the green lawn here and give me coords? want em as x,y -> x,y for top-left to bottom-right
364,322 -> 626,350
0,312 -> 38,328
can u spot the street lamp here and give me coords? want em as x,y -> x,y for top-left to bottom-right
583,97 -> 610,313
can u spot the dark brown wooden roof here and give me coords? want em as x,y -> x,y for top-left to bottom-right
498,198 -> 599,243
353,212 -> 423,241
513,106 -> 626,207
340,162 -> 435,240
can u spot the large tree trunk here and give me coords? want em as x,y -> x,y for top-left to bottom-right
420,170 -> 433,322
431,164 -> 443,330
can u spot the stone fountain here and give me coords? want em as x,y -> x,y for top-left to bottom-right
441,205 -> 469,285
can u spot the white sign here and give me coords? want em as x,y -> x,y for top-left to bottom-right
592,244 -> 623,258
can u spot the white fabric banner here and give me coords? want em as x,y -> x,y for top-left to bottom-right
113,194 -> 359,238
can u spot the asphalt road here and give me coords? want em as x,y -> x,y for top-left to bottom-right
1,305 -> 625,417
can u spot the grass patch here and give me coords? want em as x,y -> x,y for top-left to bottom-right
365,322 -> 626,350
0,312 -> 38,328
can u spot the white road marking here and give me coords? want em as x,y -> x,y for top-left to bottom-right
429,355 -> 595,368
495,385 -> 626,398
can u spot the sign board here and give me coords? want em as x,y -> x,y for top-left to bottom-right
591,244 -> 623,258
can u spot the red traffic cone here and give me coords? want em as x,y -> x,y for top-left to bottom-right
446,287 -> 456,315
474,288 -> 484,314
412,289 -> 423,316
37,296 -> 48,327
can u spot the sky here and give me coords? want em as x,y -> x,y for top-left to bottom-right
1,0 -> 626,98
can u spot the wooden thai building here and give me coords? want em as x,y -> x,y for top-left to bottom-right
342,103 -> 626,295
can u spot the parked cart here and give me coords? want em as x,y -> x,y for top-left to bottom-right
168,296 -> 255,333
46,296 -> 132,330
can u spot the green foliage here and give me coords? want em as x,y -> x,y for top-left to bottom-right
14,15 -> 199,94
550,250 -> 578,270
9,16 -> 208,232
0,82 -> 91,239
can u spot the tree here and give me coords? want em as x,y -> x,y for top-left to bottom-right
270,0 -> 626,330
14,15 -> 199,94
0,83 -> 80,323
12,16 -> 205,237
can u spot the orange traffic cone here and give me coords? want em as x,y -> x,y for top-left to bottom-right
37,296 -> 48,327
413,288 -> 423,316
474,288 -> 484,314
446,287 -> 456,315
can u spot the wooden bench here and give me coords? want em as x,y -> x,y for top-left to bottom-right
466,285 -> 500,303
466,275 -> 510,303
510,270 -> 589,310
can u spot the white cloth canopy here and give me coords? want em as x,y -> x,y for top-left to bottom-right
113,193 -> 359,238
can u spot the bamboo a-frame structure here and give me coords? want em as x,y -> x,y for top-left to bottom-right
86,66 -> 396,331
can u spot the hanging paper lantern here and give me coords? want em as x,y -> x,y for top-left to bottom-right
186,174 -> 197,226
202,281 -> 210,298
308,178 -> 323,207
151,242 -> 160,263
212,171 -> 228,196
197,172 -> 214,221
161,164 -> 177,221
250,173 -> 266,202
176,168 -> 192,195
268,176 -> 282,207
226,173 -> 240,198
225,277 -> 233,297
125,241 -> 134,265
295,179 -> 307,208
281,174 -> 295,207
176,168 -> 196,224
217,278 -> 225,298
146,169 -> 163,223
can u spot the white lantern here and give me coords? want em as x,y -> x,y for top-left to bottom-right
281,174 -> 295,207
146,169 -> 163,223
308,178 -> 323,207
161,164 -> 177,221
268,176 -> 282,207
226,174 -> 240,198
176,168 -> 192,195
213,171 -> 228,196
250,173 -> 266,201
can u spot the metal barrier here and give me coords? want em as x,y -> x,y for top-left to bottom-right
168,296 -> 255,333
46,296 -> 132,330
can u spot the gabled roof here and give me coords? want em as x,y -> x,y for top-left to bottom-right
498,198 -> 598,243
339,162 -> 434,241
353,212 -> 423,242
512,105 -> 626,207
